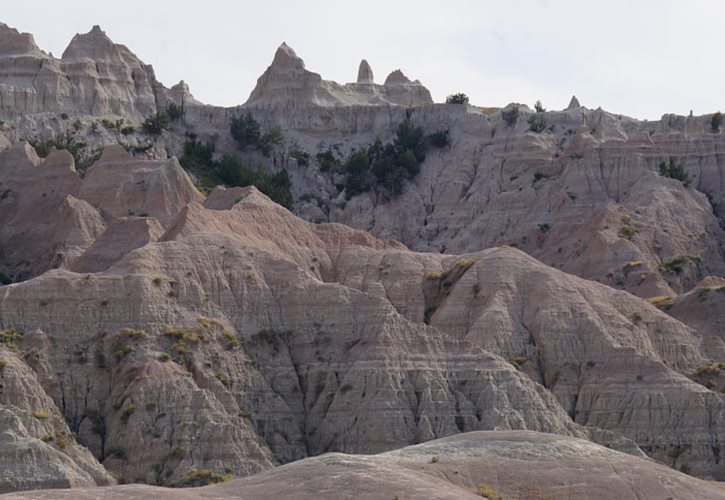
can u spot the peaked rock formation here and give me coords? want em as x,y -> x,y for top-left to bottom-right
567,94 -> 581,109
0,23 -> 170,118
244,43 -> 432,108
383,69 -> 411,85
356,59 -> 374,84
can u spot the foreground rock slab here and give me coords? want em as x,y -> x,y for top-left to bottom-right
3,431 -> 723,500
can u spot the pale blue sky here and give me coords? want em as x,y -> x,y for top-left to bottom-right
3,0 -> 723,119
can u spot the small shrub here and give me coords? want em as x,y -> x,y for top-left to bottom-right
632,312 -> 643,323
619,224 -> 639,240
427,130 -> 451,149
711,112 -> 722,133
528,114 -> 548,133
60,113 -> 69,120
166,103 -> 184,121
340,383 -> 353,393
158,353 -> 171,362
40,434 -> 54,442
659,160 -> 690,186
143,111 -> 171,136
430,455 -> 439,463
472,283 -> 481,296
446,93 -> 469,104
0,272 -> 11,285
120,126 -> 135,135
534,100 -> 546,113
316,149 -> 341,173
289,149 -> 310,167
152,277 -> 164,286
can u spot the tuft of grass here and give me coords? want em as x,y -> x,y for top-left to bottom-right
430,455 -> 439,464
32,410 -> 50,420
171,468 -> 232,488
120,404 -> 137,424
647,295 -> 675,309
475,483 -> 499,499
214,371 -> 231,389
510,356 -> 527,370
152,277 -> 164,286
158,353 -> 171,362
618,224 -> 639,240
340,383 -> 353,394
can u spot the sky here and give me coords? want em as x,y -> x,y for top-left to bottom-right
2,1 -> 723,120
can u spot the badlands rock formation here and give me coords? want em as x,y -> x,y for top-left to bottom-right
245,43 -> 432,108
1,23 -> 725,497
1,143 -> 724,491
0,24 -> 171,119
4,432 -> 724,499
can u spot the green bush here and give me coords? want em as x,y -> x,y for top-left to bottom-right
712,112 -> 722,133
316,149 -> 341,173
143,112 -> 171,136
528,114 -> 548,133
166,103 -> 185,121
659,160 -> 690,186
289,149 -> 310,166
427,130 -> 451,148
219,154 -> 293,209
534,100 -> 546,113
446,93 -> 469,104
343,116 -> 435,198
230,113 -> 282,157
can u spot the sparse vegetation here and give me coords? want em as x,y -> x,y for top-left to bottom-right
0,328 -> 24,352
316,149 -> 342,173
430,455 -> 439,463
112,328 -> 146,361
658,255 -> 697,274
289,149 -> 310,167
534,100 -> 546,113
618,224 -> 639,240
340,383 -> 353,393
446,93 -> 469,104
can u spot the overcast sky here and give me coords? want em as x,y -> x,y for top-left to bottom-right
3,1 -> 723,119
